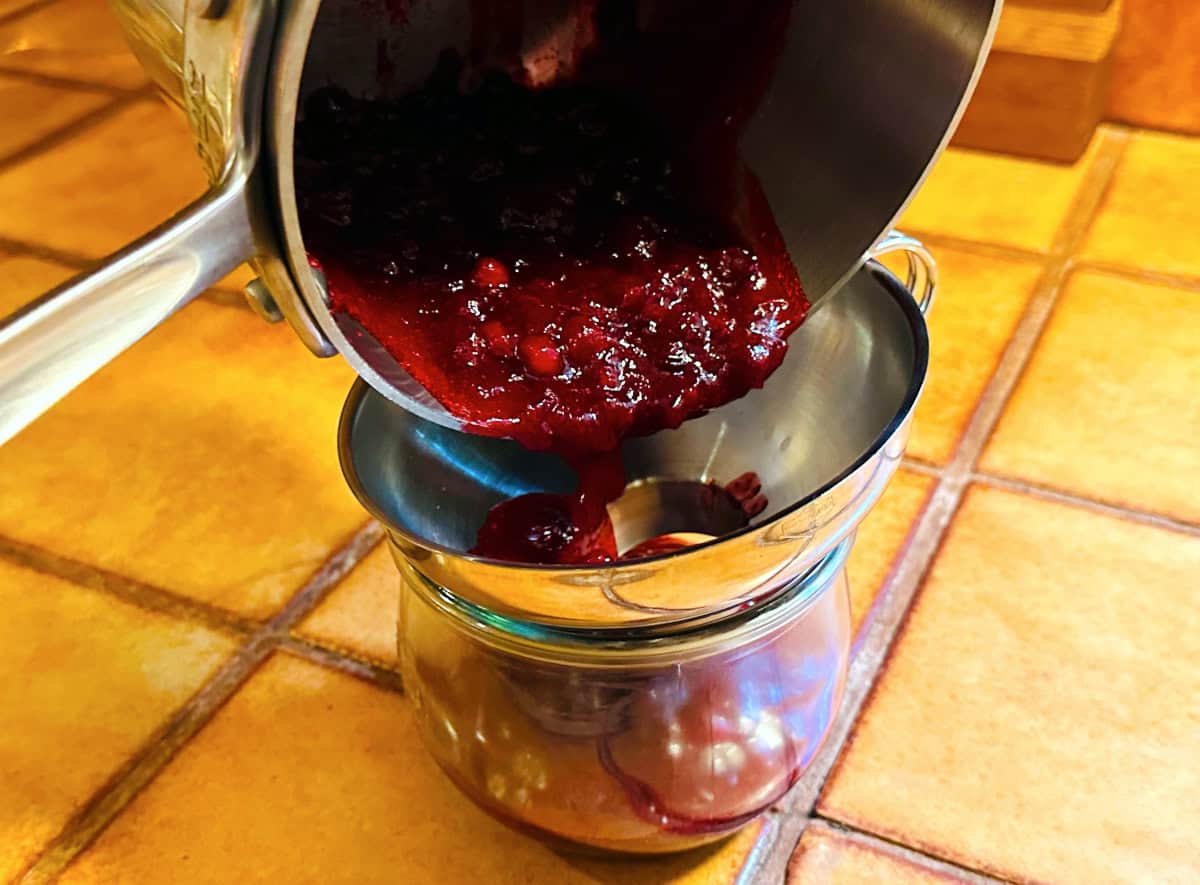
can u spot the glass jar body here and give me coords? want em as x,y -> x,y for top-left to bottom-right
394,543 -> 852,855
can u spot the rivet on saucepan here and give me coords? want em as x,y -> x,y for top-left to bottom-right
243,278 -> 284,324
197,0 -> 230,19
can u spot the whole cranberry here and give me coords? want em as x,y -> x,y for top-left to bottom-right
518,335 -> 565,377
481,320 -> 517,358
472,257 -> 510,287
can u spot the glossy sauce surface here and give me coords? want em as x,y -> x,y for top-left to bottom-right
299,53 -> 806,563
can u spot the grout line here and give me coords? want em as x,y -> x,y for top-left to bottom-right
0,518 -> 382,645
733,815 -> 781,885
971,472 -> 1200,536
1105,115 -> 1197,142
0,88 -> 152,176
263,520 -> 385,634
740,389 -> 966,880
891,229 -> 1047,264
898,457 -> 944,479
1072,259 -> 1200,293
941,131 -> 1131,464
18,635 -> 276,885
15,521 -> 386,882
0,66 -> 143,96
745,128 -> 1132,882
0,235 -> 96,269
0,0 -> 57,27
279,635 -> 405,694
901,232 -> 1200,299
0,536 -> 257,637
897,232 -> 1200,299
846,481 -> 939,658
800,818 -> 1018,885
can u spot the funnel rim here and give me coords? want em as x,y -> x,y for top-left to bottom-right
337,263 -> 929,573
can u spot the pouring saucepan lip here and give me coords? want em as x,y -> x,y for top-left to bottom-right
0,0 -> 996,444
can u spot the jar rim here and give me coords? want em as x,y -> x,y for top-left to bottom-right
400,536 -> 852,664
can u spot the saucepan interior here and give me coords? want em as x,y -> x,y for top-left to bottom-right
269,0 -> 997,423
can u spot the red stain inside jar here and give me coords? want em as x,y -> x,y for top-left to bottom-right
620,533 -> 697,560
299,53 -> 806,564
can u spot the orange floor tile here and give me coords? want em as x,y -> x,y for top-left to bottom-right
0,72 -> 110,160
297,542 -> 399,667
982,269 -> 1200,523
0,558 -> 234,881
0,98 -> 204,258
901,247 -> 1042,464
819,486 -> 1200,884
0,0 -> 148,89
788,826 -> 972,884
899,137 -> 1099,253
0,300 -> 364,619
0,251 -> 75,316
1079,131 -> 1200,280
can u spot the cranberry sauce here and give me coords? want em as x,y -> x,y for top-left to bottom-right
299,54 -> 806,564
471,451 -> 625,564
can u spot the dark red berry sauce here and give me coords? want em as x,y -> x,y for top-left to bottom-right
299,53 -> 806,564
471,453 -> 625,564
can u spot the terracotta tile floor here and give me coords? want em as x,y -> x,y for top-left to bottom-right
981,269 -> 1200,523
0,72 -> 110,160
0,559 -> 234,882
1079,131 -> 1200,280
0,251 -> 74,317
296,541 -> 398,668
0,0 -> 148,90
0,4 -> 1197,882
818,487 -> 1200,883
788,823 -> 977,884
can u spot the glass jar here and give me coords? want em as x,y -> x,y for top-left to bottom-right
393,537 -> 852,855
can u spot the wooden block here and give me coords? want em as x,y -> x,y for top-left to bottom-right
1109,0 -> 1200,134
1031,0 -> 1114,10
952,0 -> 1121,162
990,0 -> 1121,61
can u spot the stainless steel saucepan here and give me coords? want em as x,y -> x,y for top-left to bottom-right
0,0 -> 998,444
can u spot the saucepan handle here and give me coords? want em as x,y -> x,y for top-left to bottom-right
0,181 -> 255,446
869,231 -> 937,315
